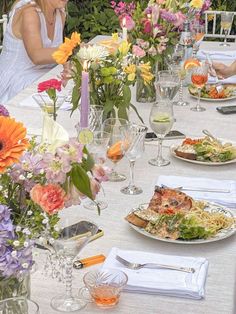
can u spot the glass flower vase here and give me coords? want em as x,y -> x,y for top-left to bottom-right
136,78 -> 156,103
0,273 -> 30,300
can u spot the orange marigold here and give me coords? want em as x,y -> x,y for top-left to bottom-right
0,116 -> 29,173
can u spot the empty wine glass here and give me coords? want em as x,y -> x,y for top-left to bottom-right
32,93 -> 65,121
155,70 -> 180,101
103,118 -> 129,182
191,63 -> 208,112
149,100 -> 174,166
50,221 -> 98,312
120,124 -> 147,195
170,64 -> 189,106
83,130 -> 111,210
220,12 -> 234,47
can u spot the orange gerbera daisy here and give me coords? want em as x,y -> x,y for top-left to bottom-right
0,116 -> 29,173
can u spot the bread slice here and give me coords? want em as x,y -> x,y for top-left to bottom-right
125,212 -> 148,228
174,149 -> 196,160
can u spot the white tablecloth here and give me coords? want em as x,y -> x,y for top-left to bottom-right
6,40 -> 236,314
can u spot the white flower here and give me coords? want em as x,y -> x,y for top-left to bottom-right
42,218 -> 48,224
11,251 -> 17,258
27,173 -> 33,179
24,241 -> 29,248
23,228 -> 31,235
38,236 -> 46,244
48,238 -> 55,245
40,169 -> 44,174
54,226 -> 60,232
22,263 -> 29,269
27,210 -> 33,216
16,226 -> 21,232
77,45 -> 109,62
19,175 -> 25,180
13,240 -> 20,247
0,185 -> 3,191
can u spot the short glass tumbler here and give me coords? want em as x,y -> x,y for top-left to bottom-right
0,297 -> 40,314
79,269 -> 128,309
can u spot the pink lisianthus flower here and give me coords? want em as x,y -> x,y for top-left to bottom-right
136,39 -> 149,49
90,179 -> 101,199
30,184 -> 66,215
143,19 -> 152,33
148,46 -> 157,56
92,164 -> 110,183
173,12 -> 186,28
119,14 -> 135,30
132,45 -> 146,58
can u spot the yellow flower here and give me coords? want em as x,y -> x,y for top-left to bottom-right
52,32 -> 81,64
190,0 -> 203,9
124,64 -> 136,81
139,62 -> 154,85
118,40 -> 131,56
112,33 -> 119,41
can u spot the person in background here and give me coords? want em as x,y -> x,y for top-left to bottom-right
0,0 -> 68,103
212,60 -> 236,79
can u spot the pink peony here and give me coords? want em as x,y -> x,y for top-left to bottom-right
30,184 -> 66,215
132,45 -> 146,58
173,12 -> 186,28
119,14 -> 135,31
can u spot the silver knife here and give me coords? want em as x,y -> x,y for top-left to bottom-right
178,186 -> 230,193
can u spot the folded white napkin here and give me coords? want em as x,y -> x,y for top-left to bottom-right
207,75 -> 236,85
156,175 -> 236,208
101,248 -> 208,299
197,49 -> 236,61
19,94 -> 72,111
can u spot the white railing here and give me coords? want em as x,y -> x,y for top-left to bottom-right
0,14 -> 8,50
204,10 -> 236,41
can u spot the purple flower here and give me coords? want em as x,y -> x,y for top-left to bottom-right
0,104 -> 9,117
42,153 -> 71,184
160,9 -> 177,23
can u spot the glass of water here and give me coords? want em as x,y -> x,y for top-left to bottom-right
148,100 -> 174,166
155,71 -> 180,101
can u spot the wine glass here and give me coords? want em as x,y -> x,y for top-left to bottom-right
191,63 -> 208,112
120,124 -> 147,195
103,118 -> 129,182
155,70 -> 180,101
192,23 -> 205,57
50,221 -> 98,312
148,100 -> 174,167
32,93 -> 65,121
165,44 -> 184,68
220,12 -> 234,47
170,64 -> 189,106
83,130 -> 111,210
0,297 -> 40,314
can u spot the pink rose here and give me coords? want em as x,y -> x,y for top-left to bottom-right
92,164 -> 109,183
119,14 -> 135,31
38,79 -> 62,93
143,19 -> 152,34
90,179 -> 101,199
30,184 -> 66,215
132,45 -> 146,58
173,12 -> 186,28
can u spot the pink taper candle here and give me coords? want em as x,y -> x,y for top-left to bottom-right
80,61 -> 89,128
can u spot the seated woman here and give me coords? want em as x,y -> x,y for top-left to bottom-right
0,0 -> 68,103
212,60 -> 236,79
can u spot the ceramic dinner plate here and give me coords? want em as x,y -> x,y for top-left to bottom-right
189,94 -> 236,102
127,203 -> 236,244
170,144 -> 236,166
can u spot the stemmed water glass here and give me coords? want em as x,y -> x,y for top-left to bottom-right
50,221 -> 98,312
103,118 -> 129,182
83,130 -> 111,210
191,63 -> 208,112
149,100 -> 174,167
120,124 -> 147,195
169,64 -> 189,106
220,12 -> 234,47
155,70 -> 180,101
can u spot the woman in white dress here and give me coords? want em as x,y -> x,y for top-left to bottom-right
0,0 -> 68,103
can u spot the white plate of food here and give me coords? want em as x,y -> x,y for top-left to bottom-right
125,187 -> 236,244
170,136 -> 236,166
188,84 -> 236,101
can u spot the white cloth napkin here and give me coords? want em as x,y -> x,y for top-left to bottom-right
156,175 -> 236,208
101,248 -> 208,299
19,94 -> 72,111
197,50 -> 236,62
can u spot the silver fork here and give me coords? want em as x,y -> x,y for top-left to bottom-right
204,53 -> 223,93
116,255 -> 195,273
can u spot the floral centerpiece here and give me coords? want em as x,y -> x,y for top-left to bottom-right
0,108 -> 108,299
52,32 -> 154,121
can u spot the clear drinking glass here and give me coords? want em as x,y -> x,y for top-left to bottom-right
220,12 -> 234,47
50,222 -> 98,312
83,130 -> 111,210
120,124 -> 147,195
79,269 -> 128,309
76,105 -> 104,133
103,118 -> 129,182
170,64 -> 189,106
149,100 -> 174,166
0,297 -> 40,314
32,93 -> 65,121
191,63 -> 208,112
192,23 -> 205,57
155,70 -> 180,101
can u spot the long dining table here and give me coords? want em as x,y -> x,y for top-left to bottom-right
6,40 -> 236,314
